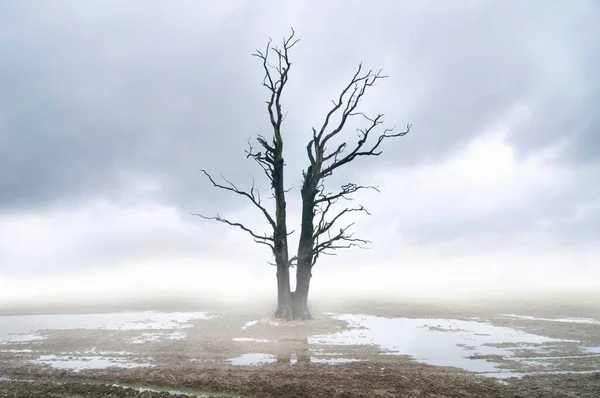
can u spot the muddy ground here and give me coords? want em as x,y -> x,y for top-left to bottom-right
1,297 -> 599,397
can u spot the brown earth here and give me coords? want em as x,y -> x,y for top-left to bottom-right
1,297 -> 599,397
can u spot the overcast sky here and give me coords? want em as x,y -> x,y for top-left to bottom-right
1,0 -> 599,307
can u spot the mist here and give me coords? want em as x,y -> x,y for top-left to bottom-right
1,0 -> 599,320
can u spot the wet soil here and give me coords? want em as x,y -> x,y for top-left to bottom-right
1,298 -> 599,397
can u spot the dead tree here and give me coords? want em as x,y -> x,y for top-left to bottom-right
196,29 -> 411,321
194,30 -> 299,319
293,65 -> 412,320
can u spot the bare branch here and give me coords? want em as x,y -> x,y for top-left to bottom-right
314,205 -> 370,241
246,136 -> 276,184
312,222 -> 371,266
252,28 -> 298,135
320,122 -> 411,178
312,66 -> 388,150
315,183 -> 380,204
315,64 -> 367,142
191,213 -> 274,251
201,169 -> 276,229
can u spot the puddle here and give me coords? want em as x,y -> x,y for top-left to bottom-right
112,383 -> 242,397
586,347 -> 600,354
501,314 -> 600,324
228,352 -> 361,366
241,320 -> 258,330
130,331 -> 186,344
0,349 -> 33,353
233,338 -> 273,343
0,375 -> 239,397
311,357 -> 362,365
480,369 -> 600,379
310,314 -> 575,376
1,333 -> 45,343
32,354 -> 153,371
228,353 -> 276,366
0,311 -> 217,343
83,348 -> 132,356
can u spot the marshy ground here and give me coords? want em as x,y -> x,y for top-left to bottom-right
0,296 -> 599,397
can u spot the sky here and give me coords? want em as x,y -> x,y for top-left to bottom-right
1,0 -> 599,309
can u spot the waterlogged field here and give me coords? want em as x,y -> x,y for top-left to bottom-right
0,299 -> 599,397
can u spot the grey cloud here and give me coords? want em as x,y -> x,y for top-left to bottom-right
0,0 -> 598,219
387,161 -> 600,247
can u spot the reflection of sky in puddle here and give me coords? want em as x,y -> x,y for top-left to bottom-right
311,357 -> 361,365
228,353 -> 360,366
233,337 -> 273,343
0,312 -> 217,343
130,331 -> 186,344
482,369 -> 600,379
586,347 -> 600,354
228,353 -> 276,366
116,384 -> 237,398
0,349 -> 33,353
241,320 -> 258,330
32,354 -> 152,371
501,314 -> 600,324
110,382 -> 243,398
1,333 -> 45,343
309,315 -> 571,375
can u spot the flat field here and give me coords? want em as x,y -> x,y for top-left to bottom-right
0,295 -> 599,397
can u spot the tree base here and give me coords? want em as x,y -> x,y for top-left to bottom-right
291,291 -> 312,320
274,291 -> 311,321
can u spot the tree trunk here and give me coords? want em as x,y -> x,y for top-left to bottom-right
272,132 -> 293,319
292,264 -> 312,320
275,265 -> 292,319
291,165 -> 318,320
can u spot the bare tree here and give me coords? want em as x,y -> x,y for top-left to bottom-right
196,29 -> 411,321
292,65 -> 411,319
195,30 -> 299,319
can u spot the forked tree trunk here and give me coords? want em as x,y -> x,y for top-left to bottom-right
292,264 -> 312,320
272,141 -> 294,320
291,165 -> 318,320
275,265 -> 292,319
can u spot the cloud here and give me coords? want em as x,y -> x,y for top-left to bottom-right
0,0 -> 599,305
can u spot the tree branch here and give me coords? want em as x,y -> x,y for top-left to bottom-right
320,119 -> 411,178
246,135 -> 275,184
306,62 -> 410,179
314,205 -> 370,240
315,182 -> 380,204
201,169 -> 276,229
191,213 -> 275,251
312,223 -> 371,266
252,28 -> 299,135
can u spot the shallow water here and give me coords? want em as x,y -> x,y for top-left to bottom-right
233,337 -> 273,343
116,384 -> 241,397
481,369 -> 600,379
227,352 -> 360,366
1,375 -> 239,397
311,357 -> 362,365
2,311 -> 598,379
309,314 -> 597,376
501,314 -> 600,324
228,353 -> 276,366
33,354 -> 152,371
0,311 -> 217,371
130,331 -> 186,344
241,320 -> 258,330
0,311 -> 216,343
